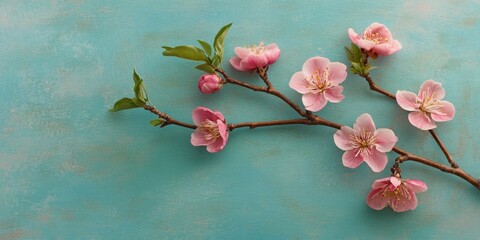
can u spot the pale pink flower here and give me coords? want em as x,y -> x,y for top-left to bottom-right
289,57 -> 347,112
333,113 -> 398,172
396,79 -> 455,130
348,22 -> 402,57
191,107 -> 229,153
229,42 -> 280,71
198,73 -> 223,94
366,176 -> 427,212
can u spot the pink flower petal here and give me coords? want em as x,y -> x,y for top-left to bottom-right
217,119 -> 229,143
324,86 -> 345,103
388,40 -> 402,55
213,111 -> 225,121
191,129 -> 211,146
371,177 -> 391,189
374,128 -> 398,153
326,62 -> 347,85
353,113 -> 376,132
289,72 -> 309,94
302,93 -> 327,112
229,57 -> 246,71
234,47 -> 250,59
396,90 -> 418,111
408,111 -> 437,130
404,180 -> 428,193
367,22 -> 393,40
356,39 -> 377,51
348,28 -> 361,44
243,54 -> 268,70
363,149 -> 388,172
342,149 -> 364,169
206,138 -> 225,153
192,107 -> 219,125
372,43 -> 393,56
389,176 -> 402,187
265,43 -> 280,64
366,188 -> 388,210
419,79 -> 445,100
431,101 -> 455,122
302,56 -> 329,76
333,126 -> 355,151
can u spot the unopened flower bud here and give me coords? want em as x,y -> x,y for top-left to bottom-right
198,73 -> 223,94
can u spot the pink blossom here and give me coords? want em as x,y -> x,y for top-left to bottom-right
229,42 -> 280,71
366,176 -> 427,212
396,79 -> 455,130
348,22 -> 402,57
198,73 -> 223,94
191,107 -> 229,153
289,57 -> 347,112
333,113 -> 398,172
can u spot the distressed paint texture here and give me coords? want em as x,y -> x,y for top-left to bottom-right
1,0 -> 480,239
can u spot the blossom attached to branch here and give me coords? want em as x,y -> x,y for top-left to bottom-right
229,42 -> 280,71
333,113 -> 398,172
289,57 -> 347,112
191,107 -> 229,153
348,22 -> 402,58
366,176 -> 427,212
396,79 -> 455,130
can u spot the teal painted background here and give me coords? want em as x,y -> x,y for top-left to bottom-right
1,0 -> 480,239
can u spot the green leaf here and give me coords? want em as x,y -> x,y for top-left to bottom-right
197,40 -> 212,57
149,119 -> 165,126
162,45 -> 208,61
211,55 -> 220,66
212,23 -> 233,66
133,69 -> 148,103
110,98 -> 140,112
131,97 -> 145,107
351,62 -> 363,73
195,63 -> 215,73
344,46 -> 355,62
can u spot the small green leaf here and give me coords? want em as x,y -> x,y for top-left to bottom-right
344,46 -> 355,62
197,40 -> 212,57
195,63 -> 215,73
211,55 -> 220,66
162,45 -> 208,61
131,97 -> 145,107
149,119 -> 165,126
110,98 -> 139,112
213,23 -> 233,66
351,62 -> 363,73
133,70 -> 148,103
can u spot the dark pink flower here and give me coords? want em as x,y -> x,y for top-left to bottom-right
348,22 -> 402,57
334,113 -> 398,172
229,42 -> 280,71
367,176 -> 427,212
190,107 -> 229,153
198,73 -> 223,94
396,79 -> 455,130
289,56 -> 347,112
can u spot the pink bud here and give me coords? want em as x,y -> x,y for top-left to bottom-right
198,74 -> 223,94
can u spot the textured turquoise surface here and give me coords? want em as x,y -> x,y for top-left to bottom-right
2,1 -> 480,239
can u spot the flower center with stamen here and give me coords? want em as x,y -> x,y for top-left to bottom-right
249,42 -> 266,54
417,93 -> 443,113
199,120 -> 220,141
364,31 -> 389,44
350,129 -> 376,156
306,69 -> 332,94
381,183 -> 411,210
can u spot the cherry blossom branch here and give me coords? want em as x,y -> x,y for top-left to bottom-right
215,67 -> 308,118
357,66 -> 460,169
213,68 -> 480,190
144,105 -> 197,129
428,129 -> 458,168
